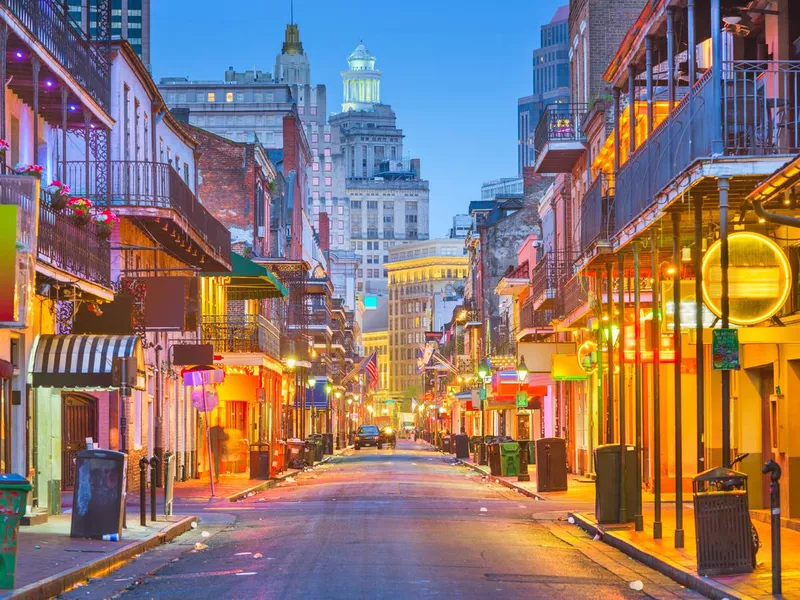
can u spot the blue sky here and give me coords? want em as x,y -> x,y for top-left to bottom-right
152,0 -> 565,237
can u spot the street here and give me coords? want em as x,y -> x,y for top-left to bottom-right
64,441 -> 700,599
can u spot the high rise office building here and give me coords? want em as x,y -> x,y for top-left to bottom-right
68,0 -> 151,69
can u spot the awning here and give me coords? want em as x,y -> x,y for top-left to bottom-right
203,253 -> 288,300
31,334 -> 144,390
491,371 -> 549,396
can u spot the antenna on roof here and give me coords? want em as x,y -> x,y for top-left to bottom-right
290,0 -> 294,24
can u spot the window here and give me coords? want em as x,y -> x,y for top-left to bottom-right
237,93 -> 244,102
351,200 -> 361,209
367,201 -> 378,210
312,163 -> 320,171
325,163 -> 332,172
325,191 -> 332,200
312,191 -> 320,200
298,106 -> 304,115
337,235 -> 344,244
207,92 -> 215,102
324,133 -> 331,142
337,220 -> 343,230
324,148 -> 331,157
311,133 -> 318,143
312,177 -> 320,186
337,206 -> 344,215
311,106 -> 317,115
325,177 -> 332,187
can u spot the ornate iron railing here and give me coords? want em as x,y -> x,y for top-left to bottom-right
531,252 -> 574,306
580,173 -> 615,253
560,274 -> 589,318
1,0 -> 110,109
200,314 -> 281,360
58,160 -> 231,261
533,103 -> 588,156
519,297 -> 553,331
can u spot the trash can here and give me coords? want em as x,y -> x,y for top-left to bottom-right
322,433 -> 334,455
249,443 -> 270,480
442,435 -> 451,453
70,449 -> 126,540
286,438 -> 305,469
454,434 -> 470,459
527,440 -> 536,465
593,444 -> 637,523
469,436 -> 482,453
311,435 -> 324,461
272,440 -> 286,476
500,442 -> 520,476
487,442 -> 502,476
693,467 -> 754,576
0,474 -> 31,589
535,438 -> 567,492
303,440 -> 316,467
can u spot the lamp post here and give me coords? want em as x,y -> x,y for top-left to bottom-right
477,360 -> 489,465
286,356 -> 297,439
325,383 -> 333,437
516,356 -> 530,482
307,376 -> 316,435
345,394 -> 352,446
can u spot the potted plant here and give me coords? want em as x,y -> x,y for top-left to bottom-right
46,180 -> 71,211
66,197 -> 93,226
13,163 -> 44,178
91,208 -> 119,240
0,139 -> 9,156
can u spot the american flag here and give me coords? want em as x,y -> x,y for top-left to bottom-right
364,351 -> 379,389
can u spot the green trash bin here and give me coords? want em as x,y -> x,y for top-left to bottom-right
0,474 -> 31,589
528,440 -> 536,465
500,442 -> 520,476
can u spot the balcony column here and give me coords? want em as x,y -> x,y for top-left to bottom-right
84,109 -> 91,196
710,0 -> 723,154
645,37 -> 654,135
695,196 -> 705,473
613,88 -> 621,173
595,269 -> 605,449
61,88 -> 68,182
0,22 -> 7,145
605,261 -> 614,444
671,210 -> 684,549
651,227 -> 663,540
688,0 -> 697,92
667,8 -> 676,114
633,241 -> 644,532
628,65 -> 636,156
617,251 -> 627,524
31,56 -> 40,165
152,103 -> 160,205
719,177 -> 731,466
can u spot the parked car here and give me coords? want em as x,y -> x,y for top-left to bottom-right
354,425 -> 381,450
379,426 -> 397,449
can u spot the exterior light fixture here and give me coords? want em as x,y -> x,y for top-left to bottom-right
477,361 -> 489,380
722,15 -> 742,25
325,383 -> 333,394
758,217 -> 766,224
516,356 -> 529,383
681,247 -> 692,262
664,264 -> 678,277
286,357 -> 297,369
335,391 -> 342,399
307,376 -> 316,388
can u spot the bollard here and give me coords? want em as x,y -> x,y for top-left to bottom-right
518,440 -> 530,483
139,457 -> 149,526
479,441 -> 487,466
163,451 -> 175,517
149,455 -> 160,523
762,460 -> 782,596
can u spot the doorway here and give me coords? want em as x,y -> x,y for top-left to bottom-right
760,368 -> 775,508
61,393 -> 98,490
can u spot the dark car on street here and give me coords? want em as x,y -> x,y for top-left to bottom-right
354,425 -> 381,450
379,426 -> 397,449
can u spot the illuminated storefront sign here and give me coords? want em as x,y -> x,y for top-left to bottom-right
701,232 -> 791,325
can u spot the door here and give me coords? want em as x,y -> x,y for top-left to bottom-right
61,393 -> 98,490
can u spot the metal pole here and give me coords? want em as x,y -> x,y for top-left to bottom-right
671,211 -> 684,548
695,196 -> 705,473
31,57 -> 40,165
651,228 -> 663,539
763,460 -> 782,596
154,344 -> 163,487
633,242 -> 644,531
666,9 -> 675,114
613,89 -> 621,173
149,455 -> 159,522
688,0 -> 697,93
595,269 -> 605,448
719,178 -> 731,467
202,380 -> 215,497
618,252 -> 628,524
628,65 -> 636,156
605,262 -> 615,444
645,37 -> 654,136
710,0 -> 724,154
139,457 -> 148,526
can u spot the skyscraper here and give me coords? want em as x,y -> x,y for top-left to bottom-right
68,0 -> 151,69
517,5 -> 570,174
329,43 -> 430,296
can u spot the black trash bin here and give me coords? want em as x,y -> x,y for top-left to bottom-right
249,443 -> 270,480
303,440 -> 316,467
70,449 -> 126,540
535,438 -> 567,492
593,444 -> 637,523
322,433 -> 334,455
693,467 -> 754,576
454,434 -> 470,459
487,442 -> 502,476
311,434 -> 324,461
442,435 -> 451,453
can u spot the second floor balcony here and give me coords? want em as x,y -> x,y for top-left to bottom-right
200,314 -> 281,360
58,160 -> 231,272
580,173 -> 615,255
533,103 -> 588,173
530,252 -> 574,311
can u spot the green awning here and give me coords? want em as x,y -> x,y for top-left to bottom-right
203,253 -> 288,300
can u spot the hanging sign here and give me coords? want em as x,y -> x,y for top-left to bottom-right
190,387 -> 219,412
516,391 -> 528,408
712,329 -> 740,371
478,388 -> 487,401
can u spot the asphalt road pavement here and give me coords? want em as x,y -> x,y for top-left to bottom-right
65,441 -> 703,599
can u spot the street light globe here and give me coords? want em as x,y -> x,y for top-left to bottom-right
516,356 -> 529,382
347,398 -> 353,405
286,357 -> 297,369
325,384 -> 333,394
477,361 -> 489,379
335,391 -> 342,399
307,376 -> 316,388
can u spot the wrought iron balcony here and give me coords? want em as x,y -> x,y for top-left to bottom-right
519,297 -> 553,332
559,274 -> 590,320
58,160 -> 231,271
201,314 -> 281,360
37,189 -> 110,288
580,173 -> 615,254
1,0 -> 110,109
533,103 -> 588,173
530,252 -> 574,311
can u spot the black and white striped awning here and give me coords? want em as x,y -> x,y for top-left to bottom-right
31,335 -> 144,389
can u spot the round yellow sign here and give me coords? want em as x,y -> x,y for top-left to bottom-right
701,232 -> 790,326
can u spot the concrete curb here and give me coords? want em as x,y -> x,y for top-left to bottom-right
568,511 -> 755,600
7,515 -> 198,600
454,457 -> 547,501
225,452 -> 342,502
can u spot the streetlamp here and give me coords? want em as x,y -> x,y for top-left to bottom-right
307,376 -> 317,435
477,360 -> 489,466
285,356 -> 297,439
516,356 -> 531,483
325,383 -> 333,440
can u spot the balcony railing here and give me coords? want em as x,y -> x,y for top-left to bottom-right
614,61 -> 800,237
1,0 -> 110,109
58,161 -> 231,261
531,252 -> 574,310
37,190 -> 110,287
560,274 -> 589,318
580,173 -> 615,253
519,297 -> 553,331
200,314 -> 281,359
533,103 -> 588,172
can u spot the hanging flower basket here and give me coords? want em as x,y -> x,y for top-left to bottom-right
13,163 -> 43,179
92,208 -> 119,240
0,139 -> 9,155
46,180 -> 71,211
66,197 -> 93,226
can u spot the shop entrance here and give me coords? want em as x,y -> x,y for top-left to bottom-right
61,393 -> 98,490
